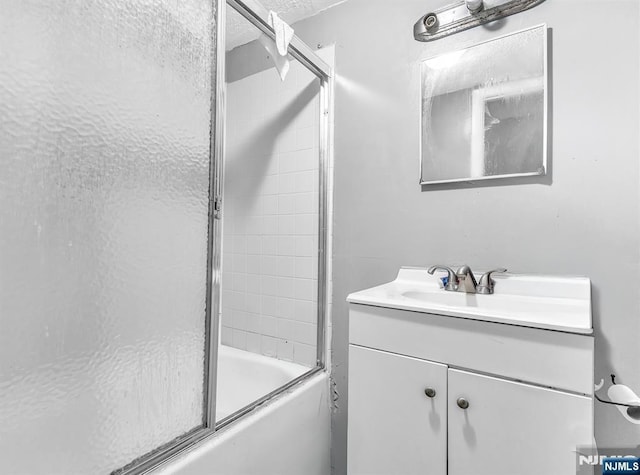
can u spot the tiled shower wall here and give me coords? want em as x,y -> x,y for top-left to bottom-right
220,55 -> 322,367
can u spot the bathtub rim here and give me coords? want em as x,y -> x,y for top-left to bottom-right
135,367 -> 327,475
215,345 -> 312,421
215,364 -> 325,430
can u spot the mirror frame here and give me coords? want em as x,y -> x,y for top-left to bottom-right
419,24 -> 548,186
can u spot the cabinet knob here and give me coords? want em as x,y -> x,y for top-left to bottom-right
424,388 -> 436,398
457,397 -> 470,409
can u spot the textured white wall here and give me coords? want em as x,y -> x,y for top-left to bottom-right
291,0 -> 640,473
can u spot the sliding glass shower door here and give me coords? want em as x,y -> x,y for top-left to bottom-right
214,0 -> 331,425
1,0 -> 329,472
0,1 -> 214,473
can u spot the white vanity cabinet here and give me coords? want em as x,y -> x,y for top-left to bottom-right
348,345 -> 447,475
447,369 -> 592,475
346,268 -> 594,475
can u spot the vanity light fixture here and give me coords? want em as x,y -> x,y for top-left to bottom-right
414,0 -> 547,41
465,0 -> 483,13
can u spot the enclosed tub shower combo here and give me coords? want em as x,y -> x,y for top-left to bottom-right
0,0 -> 333,474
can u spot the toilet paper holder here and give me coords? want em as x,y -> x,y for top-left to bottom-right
595,374 -> 640,422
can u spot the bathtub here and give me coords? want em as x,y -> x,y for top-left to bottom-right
215,345 -> 310,420
152,346 -> 330,475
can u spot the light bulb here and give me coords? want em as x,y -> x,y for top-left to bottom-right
466,0 -> 483,12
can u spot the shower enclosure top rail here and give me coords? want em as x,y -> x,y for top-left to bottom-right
228,0 -> 332,79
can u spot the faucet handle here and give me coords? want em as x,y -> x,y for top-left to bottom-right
427,265 -> 459,291
476,268 -> 507,294
455,265 -> 473,276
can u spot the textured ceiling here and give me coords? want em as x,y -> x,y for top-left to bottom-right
226,0 -> 346,50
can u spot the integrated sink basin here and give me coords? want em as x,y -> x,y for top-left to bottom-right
347,267 -> 592,334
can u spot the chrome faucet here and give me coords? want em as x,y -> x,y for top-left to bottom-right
455,265 -> 477,293
428,265 -> 508,294
476,268 -> 507,294
427,265 -> 459,291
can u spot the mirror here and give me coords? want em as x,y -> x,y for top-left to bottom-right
420,24 -> 547,185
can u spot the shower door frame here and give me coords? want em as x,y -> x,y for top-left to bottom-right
118,0 -> 332,472
212,0 -> 333,429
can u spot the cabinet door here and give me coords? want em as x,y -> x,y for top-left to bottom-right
448,369 -> 593,475
347,345 -> 447,475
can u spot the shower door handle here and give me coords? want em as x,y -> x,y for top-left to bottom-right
213,196 -> 222,219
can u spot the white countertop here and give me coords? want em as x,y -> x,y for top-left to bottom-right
347,267 -> 593,334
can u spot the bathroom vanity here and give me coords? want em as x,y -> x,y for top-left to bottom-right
346,267 -> 594,475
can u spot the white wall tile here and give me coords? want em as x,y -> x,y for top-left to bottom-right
278,215 -> 296,235
294,192 -> 317,214
246,255 -> 261,275
221,326 -> 233,345
260,255 -> 278,276
221,60 -> 325,369
234,217 -> 248,235
246,235 -> 261,254
294,342 -> 316,367
260,315 -> 279,338
277,339 -> 294,362
295,235 -> 317,257
231,272 -> 246,292
295,214 -> 318,235
295,257 -> 317,279
233,253 -> 247,273
223,253 -> 233,271
294,300 -> 316,323
262,235 -> 278,255
277,298 -> 296,319
245,218 -> 261,236
276,256 -> 296,277
277,277 -> 296,299
261,295 -> 278,317
293,321 -> 317,346
234,310 -> 248,332
293,170 -> 317,193
297,127 -> 319,150
280,149 -> 318,174
246,293 -> 261,314
229,291 -> 245,311
233,235 -> 247,254
278,126 -> 298,153
261,335 -> 278,357
295,278 -> 317,301
278,236 -> 296,256
261,275 -> 279,296
260,215 -> 278,235
232,329 -> 247,350
278,172 -> 297,194
246,274 -> 261,294
261,195 -> 279,215
278,195 -> 296,215
298,101 -> 318,129
246,313 -> 261,334
261,175 -> 279,195
278,319 -> 294,341
246,332 -> 261,354
265,154 -> 279,176
279,151 -> 298,174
